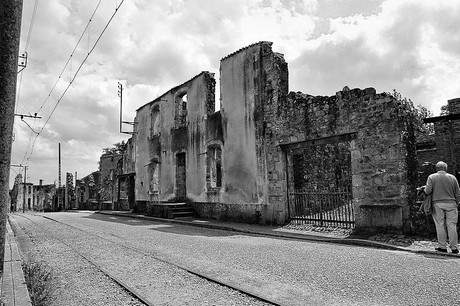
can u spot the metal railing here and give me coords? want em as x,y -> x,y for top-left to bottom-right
288,186 -> 355,228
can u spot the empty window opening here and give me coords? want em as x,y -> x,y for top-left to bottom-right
180,94 -> 187,125
151,105 -> 161,137
175,92 -> 188,127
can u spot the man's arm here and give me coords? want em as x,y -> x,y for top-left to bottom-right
425,175 -> 433,195
454,178 -> 460,205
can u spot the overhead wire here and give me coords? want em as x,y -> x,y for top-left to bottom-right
21,118 -> 39,135
23,0 -> 126,166
16,0 -> 40,115
36,0 -> 102,115
11,167 -> 19,176
21,0 -> 103,167
17,0 -> 41,166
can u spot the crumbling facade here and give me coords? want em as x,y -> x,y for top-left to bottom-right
33,181 -> 55,211
77,171 -> 100,210
117,138 -> 135,210
99,153 -> 122,210
9,174 -> 33,212
129,71 -> 217,212
10,174 -> 56,212
120,41 -> 420,232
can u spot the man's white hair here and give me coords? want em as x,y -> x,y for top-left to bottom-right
436,161 -> 448,171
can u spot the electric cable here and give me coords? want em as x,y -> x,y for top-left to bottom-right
21,0 -> 103,166
23,0 -> 125,166
21,118 -> 39,135
16,0 -> 41,167
36,0 -> 102,114
15,0 -> 40,115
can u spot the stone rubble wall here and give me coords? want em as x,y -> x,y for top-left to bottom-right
259,84 -> 418,231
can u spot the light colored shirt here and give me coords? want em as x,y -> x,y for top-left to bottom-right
425,171 -> 460,205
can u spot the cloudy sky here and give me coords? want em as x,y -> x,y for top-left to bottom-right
11,0 -> 460,187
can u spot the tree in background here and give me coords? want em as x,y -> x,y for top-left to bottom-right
102,141 -> 126,155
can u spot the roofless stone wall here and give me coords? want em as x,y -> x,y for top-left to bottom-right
259,85 -> 418,232
123,41 -> 421,232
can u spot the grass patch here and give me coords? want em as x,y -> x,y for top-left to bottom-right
22,256 -> 56,306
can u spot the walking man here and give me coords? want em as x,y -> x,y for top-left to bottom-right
425,161 -> 460,254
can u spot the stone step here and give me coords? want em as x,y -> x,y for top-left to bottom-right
172,211 -> 195,218
170,206 -> 194,213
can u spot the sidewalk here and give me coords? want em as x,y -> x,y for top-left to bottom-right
96,210 -> 459,258
1,218 -> 31,306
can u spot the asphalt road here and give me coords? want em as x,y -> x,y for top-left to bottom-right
11,211 -> 460,306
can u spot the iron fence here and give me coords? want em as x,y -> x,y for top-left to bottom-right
288,186 -> 355,228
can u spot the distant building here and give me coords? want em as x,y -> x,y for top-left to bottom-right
117,138 -> 135,210
77,171 -> 100,210
99,153 -> 122,210
10,177 -> 33,212
33,180 -> 56,211
10,175 -> 55,212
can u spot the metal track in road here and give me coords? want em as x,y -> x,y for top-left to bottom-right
9,214 -> 154,306
13,213 -> 281,306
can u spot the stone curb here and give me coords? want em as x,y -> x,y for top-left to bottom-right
1,217 -> 32,306
95,211 -> 460,258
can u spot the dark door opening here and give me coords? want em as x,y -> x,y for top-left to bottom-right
127,175 -> 135,209
287,141 -> 354,228
176,153 -> 186,201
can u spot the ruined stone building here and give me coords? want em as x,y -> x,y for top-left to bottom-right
77,171 -> 100,210
76,152 -> 123,210
99,153 -> 122,209
117,138 -> 135,210
118,41 -> 421,232
417,98 -> 460,182
9,174 -> 55,212
9,174 -> 34,212
33,180 -> 56,211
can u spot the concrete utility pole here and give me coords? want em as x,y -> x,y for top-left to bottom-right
58,143 -> 62,210
0,0 -> 23,276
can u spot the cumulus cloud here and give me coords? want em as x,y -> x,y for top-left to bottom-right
290,0 -> 460,114
10,0 -> 460,186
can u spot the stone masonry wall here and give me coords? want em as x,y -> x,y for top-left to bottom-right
445,98 -> 460,178
260,86 -> 418,232
253,44 -> 289,224
99,153 -> 122,207
428,98 -> 460,179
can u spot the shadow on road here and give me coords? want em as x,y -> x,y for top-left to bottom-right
147,225 -> 248,237
82,213 -> 156,227
420,253 -> 459,260
83,212 -> 250,238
